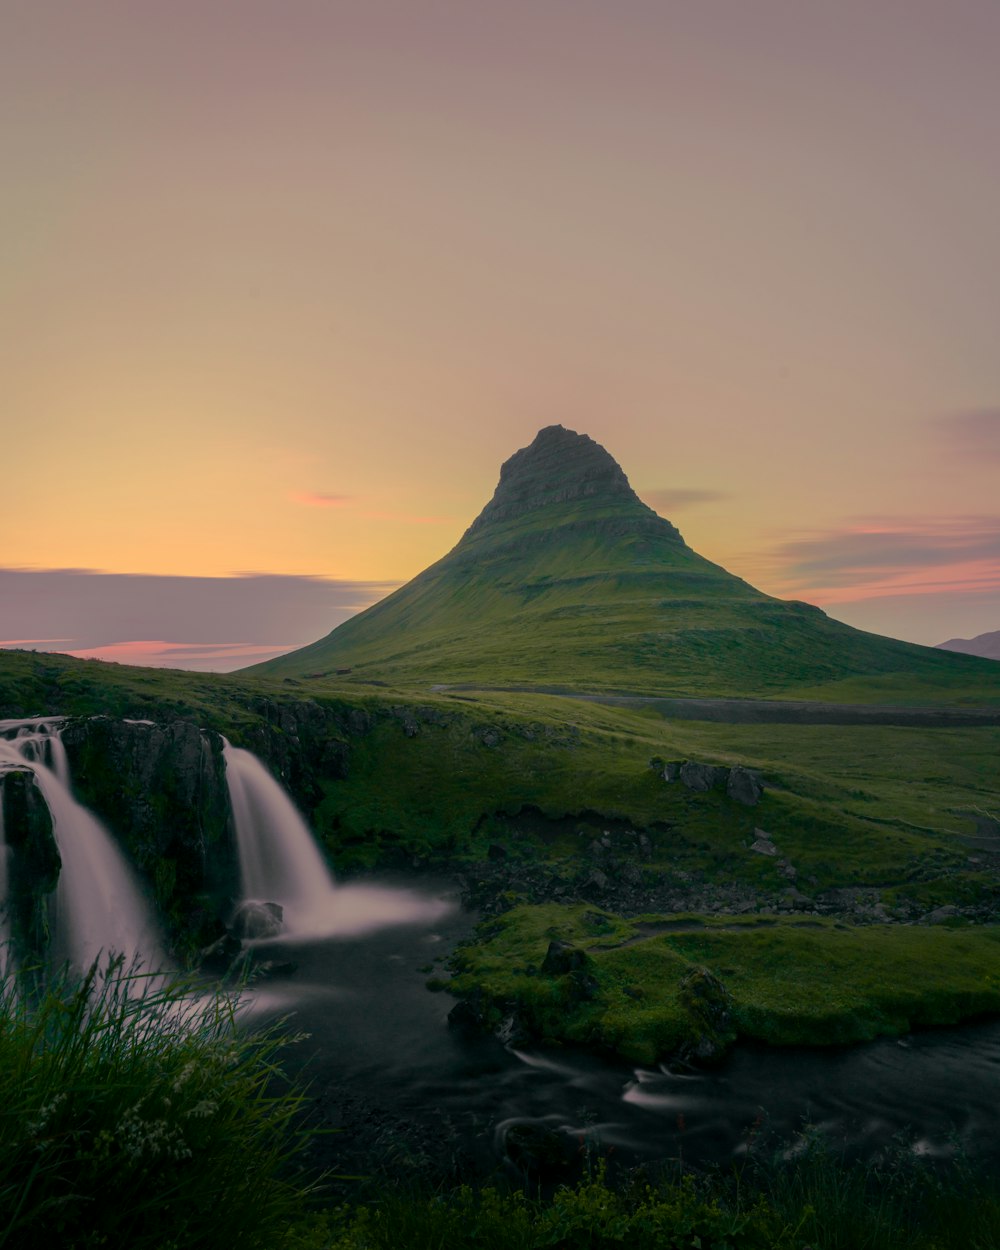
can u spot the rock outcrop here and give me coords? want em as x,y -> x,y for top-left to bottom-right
463,424 -> 682,541
0,768 -> 61,955
60,717 -> 234,944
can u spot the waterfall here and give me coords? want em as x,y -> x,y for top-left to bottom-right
223,740 -> 454,940
0,720 -> 166,975
223,741 -> 337,934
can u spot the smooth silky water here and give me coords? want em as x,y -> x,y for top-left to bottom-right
0,719 -> 167,975
241,880 -> 1000,1174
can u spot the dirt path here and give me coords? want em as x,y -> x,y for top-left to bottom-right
432,685 -> 1000,727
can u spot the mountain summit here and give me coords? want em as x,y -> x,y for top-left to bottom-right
464,424 -> 678,542
247,427 -> 991,696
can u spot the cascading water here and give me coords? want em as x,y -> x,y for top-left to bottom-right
223,740 -> 452,939
0,719 -> 166,974
223,741 -> 337,923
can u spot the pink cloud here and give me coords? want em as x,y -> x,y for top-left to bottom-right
0,638 -> 74,645
61,639 -> 296,671
759,515 -> 1000,606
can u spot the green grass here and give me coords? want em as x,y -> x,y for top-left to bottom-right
447,904 -> 1000,1063
246,488 -> 1000,705
298,1148 -> 1000,1250
0,959 -> 315,1249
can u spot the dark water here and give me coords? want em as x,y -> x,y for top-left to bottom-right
243,878 -> 1000,1175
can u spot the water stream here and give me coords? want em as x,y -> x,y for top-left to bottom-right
245,885 -> 1000,1176
2,718 -> 997,1175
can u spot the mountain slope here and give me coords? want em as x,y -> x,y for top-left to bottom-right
247,426 -> 1000,699
938,630 -> 1000,662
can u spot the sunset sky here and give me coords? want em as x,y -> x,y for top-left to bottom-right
3,1 -> 999,670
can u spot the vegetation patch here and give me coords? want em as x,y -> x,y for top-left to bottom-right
447,904 -> 1000,1063
0,960 -> 314,1249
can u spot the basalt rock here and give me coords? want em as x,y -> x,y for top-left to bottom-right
61,717 -> 235,933
0,768 -> 61,956
238,697 -> 354,812
680,762 -> 729,792
727,765 -> 764,806
231,899 -> 284,940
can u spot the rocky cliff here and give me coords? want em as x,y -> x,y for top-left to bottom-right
0,769 -> 61,956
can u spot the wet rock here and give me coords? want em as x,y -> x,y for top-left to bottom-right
679,761 -> 729,792
662,761 -> 682,782
231,899 -> 284,939
751,837 -> 777,856
198,930 -> 243,974
0,767 -> 61,956
727,766 -> 763,806
541,939 -> 589,975
495,1013 -> 530,1046
447,994 -> 489,1034
60,716 -> 235,926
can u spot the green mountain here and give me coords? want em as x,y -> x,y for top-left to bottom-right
248,426 -> 1000,700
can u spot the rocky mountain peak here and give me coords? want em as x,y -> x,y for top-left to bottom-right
464,425 -> 654,536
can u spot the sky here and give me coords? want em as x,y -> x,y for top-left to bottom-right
3,0 -> 999,670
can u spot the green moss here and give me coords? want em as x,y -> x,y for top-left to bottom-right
450,905 -> 1000,1063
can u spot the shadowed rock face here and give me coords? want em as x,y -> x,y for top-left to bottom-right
0,769 -> 61,956
60,717 -> 235,945
465,424 -> 671,537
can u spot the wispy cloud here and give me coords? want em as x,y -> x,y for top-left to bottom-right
932,409 -> 1000,460
60,640 -> 296,670
290,491 -> 352,508
0,569 -> 399,671
641,488 -> 729,513
763,515 -> 1000,605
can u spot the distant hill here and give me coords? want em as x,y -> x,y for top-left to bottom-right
937,630 -> 1000,662
246,426 -> 1000,699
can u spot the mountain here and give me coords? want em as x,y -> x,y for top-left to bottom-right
937,630 -> 1000,662
247,426 -> 998,697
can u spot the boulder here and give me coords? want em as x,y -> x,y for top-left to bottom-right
924,905 -> 960,925
541,939 -> 589,975
727,766 -> 763,806
679,762 -> 729,792
678,965 -> 734,1062
231,900 -> 284,940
